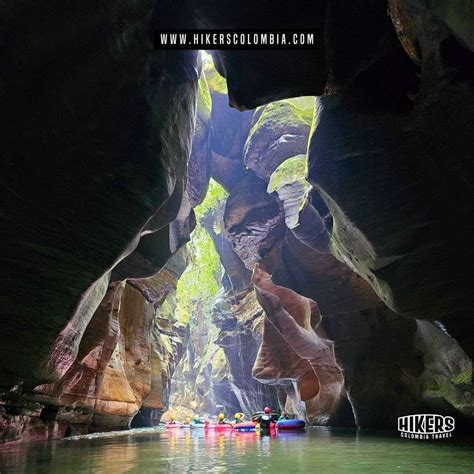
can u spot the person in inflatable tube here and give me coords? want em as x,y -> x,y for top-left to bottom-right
193,415 -> 204,425
168,415 -> 179,424
256,407 -> 274,429
218,413 -> 229,424
278,411 -> 290,421
234,412 -> 245,424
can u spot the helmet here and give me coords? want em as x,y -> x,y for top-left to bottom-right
194,415 -> 199,421
264,407 -> 271,414
218,413 -> 225,420
185,417 -> 191,423
234,413 -> 241,419
170,415 -> 175,421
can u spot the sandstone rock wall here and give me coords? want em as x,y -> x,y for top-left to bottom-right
216,83 -> 473,427
1,252 -> 189,442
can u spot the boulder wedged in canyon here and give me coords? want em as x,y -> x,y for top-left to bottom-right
244,98 -> 314,181
184,0 -> 405,108
192,0 -> 326,108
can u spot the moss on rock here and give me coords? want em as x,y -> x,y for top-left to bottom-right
197,72 -> 212,121
267,154 -> 309,194
247,97 -> 314,141
203,60 -> 228,95
244,97 -> 315,181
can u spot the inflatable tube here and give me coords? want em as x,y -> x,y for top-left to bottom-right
189,422 -> 205,429
250,411 -> 279,421
276,419 -> 306,430
204,422 -> 234,431
165,423 -> 182,429
233,422 -> 257,432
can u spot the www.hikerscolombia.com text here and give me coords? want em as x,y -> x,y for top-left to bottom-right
154,30 -> 319,50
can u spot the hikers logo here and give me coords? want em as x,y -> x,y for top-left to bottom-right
398,414 -> 455,439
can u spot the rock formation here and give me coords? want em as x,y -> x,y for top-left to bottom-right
217,83 -> 473,428
252,265 -> 344,424
165,288 -> 279,420
1,251 -> 189,442
1,34 -> 199,391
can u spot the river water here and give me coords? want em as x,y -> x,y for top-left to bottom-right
1,427 -> 473,473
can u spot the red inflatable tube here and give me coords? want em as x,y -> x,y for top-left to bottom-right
204,422 -> 234,431
165,423 -> 182,429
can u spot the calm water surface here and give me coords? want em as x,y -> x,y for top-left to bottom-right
1,427 -> 473,473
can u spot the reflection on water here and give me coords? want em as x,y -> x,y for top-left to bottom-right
1,427 -> 473,473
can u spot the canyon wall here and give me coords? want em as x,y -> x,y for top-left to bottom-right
204,76 -> 473,427
165,288 -> 279,420
196,0 -> 474,355
0,251 -> 189,443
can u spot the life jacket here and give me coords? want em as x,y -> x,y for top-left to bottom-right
259,414 -> 272,429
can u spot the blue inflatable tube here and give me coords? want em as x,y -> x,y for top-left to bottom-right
276,419 -> 306,430
189,421 -> 205,429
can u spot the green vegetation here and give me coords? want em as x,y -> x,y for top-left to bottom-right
451,370 -> 472,385
267,154 -> 309,194
197,72 -> 211,120
175,179 -> 228,326
248,97 -> 314,139
244,97 -> 315,159
194,179 -> 228,220
307,97 -> 318,152
202,53 -> 228,95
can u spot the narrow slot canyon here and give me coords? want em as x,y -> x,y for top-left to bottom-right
1,1 -> 474,471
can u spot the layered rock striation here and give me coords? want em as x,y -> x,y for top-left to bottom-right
1,252 -> 189,442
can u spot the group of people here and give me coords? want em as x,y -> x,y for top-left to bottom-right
253,406 -> 290,429
168,407 -> 291,427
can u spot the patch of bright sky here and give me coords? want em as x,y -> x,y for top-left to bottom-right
200,50 -> 213,65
